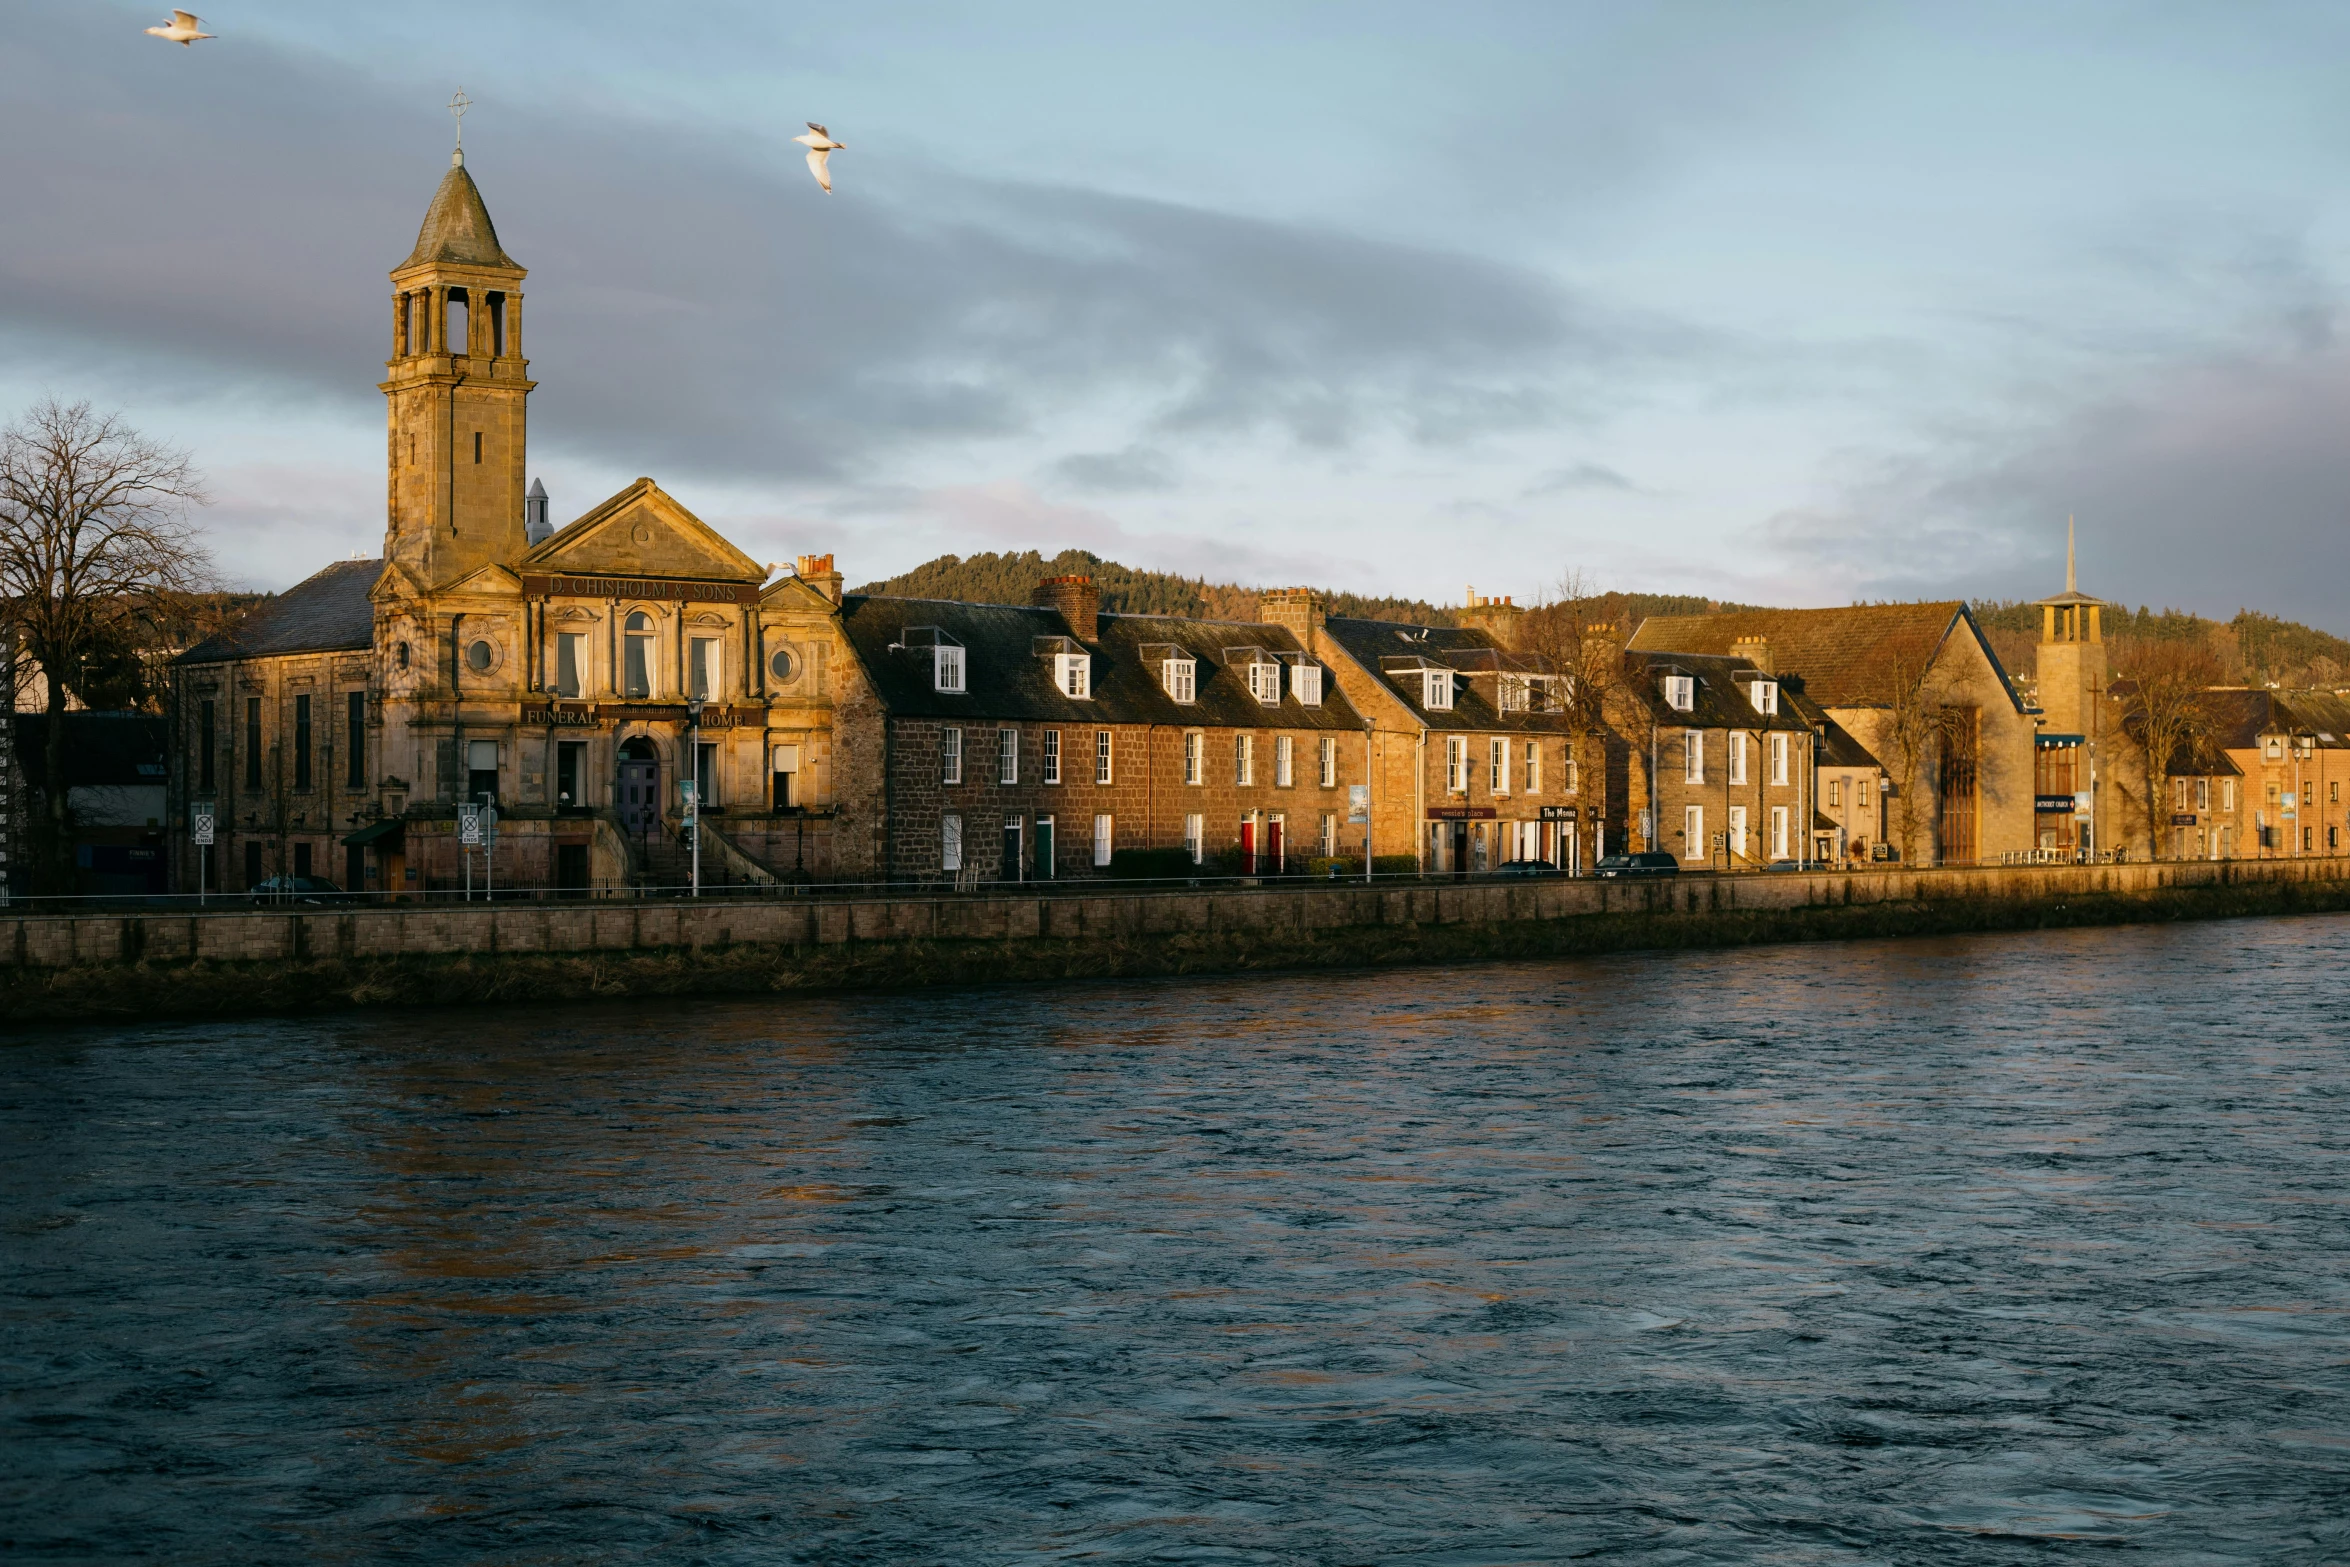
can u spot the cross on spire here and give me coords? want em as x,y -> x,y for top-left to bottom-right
448,87 -> 472,165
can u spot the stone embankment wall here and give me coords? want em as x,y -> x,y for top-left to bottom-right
7,856 -> 2346,973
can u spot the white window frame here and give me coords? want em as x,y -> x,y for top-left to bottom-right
1771,804 -> 1790,859
1685,729 -> 1704,785
554,630 -> 585,699
942,726 -> 963,785
1684,804 -> 1705,861
1184,813 -> 1204,863
1094,729 -> 1113,785
1524,741 -> 1541,794
1665,674 -> 1694,711
941,812 -> 962,872
1164,658 -> 1196,704
1498,674 -> 1529,713
1318,735 -> 1336,788
1248,661 -> 1281,705
998,727 -> 1018,786
1490,737 -> 1509,794
1446,735 -> 1467,793
934,644 -> 966,694
1423,669 -> 1454,711
1750,679 -> 1779,716
1236,734 -> 1255,787
1769,731 -> 1789,787
1042,730 -> 1061,785
1320,812 -> 1336,855
1093,813 -> 1114,866
1276,735 -> 1294,787
1184,731 -> 1202,785
1294,665 -> 1323,707
1563,746 -> 1578,794
1056,652 -> 1092,699
1729,804 -> 1748,861
1729,731 -> 1749,787
2224,778 -> 2236,810
2196,777 -> 2210,811
689,636 -> 721,701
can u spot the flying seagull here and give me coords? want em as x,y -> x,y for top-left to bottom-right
793,123 -> 844,193
145,10 -> 215,44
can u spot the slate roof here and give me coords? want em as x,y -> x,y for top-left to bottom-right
838,596 -> 1366,729
1628,602 -> 2025,713
2184,687 -> 2350,753
401,158 -> 518,271
176,559 -> 380,664
1319,616 -> 1578,733
1623,651 -> 1815,734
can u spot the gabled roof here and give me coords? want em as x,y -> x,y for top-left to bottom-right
1627,602 -> 2025,713
521,478 -> 765,583
177,559 -> 380,664
2190,687 -> 2350,752
838,596 -> 1365,729
1320,616 -> 1579,732
1623,650 -> 1814,733
399,156 -> 519,272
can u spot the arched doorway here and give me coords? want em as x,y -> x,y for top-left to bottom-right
617,737 -> 661,838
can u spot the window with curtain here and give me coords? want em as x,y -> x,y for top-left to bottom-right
623,611 -> 654,697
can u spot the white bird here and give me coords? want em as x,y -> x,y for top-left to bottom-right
145,9 -> 215,44
793,122 -> 844,193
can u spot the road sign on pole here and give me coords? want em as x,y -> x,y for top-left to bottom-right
191,801 -> 214,906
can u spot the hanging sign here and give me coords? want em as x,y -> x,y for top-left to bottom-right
1347,784 -> 1369,824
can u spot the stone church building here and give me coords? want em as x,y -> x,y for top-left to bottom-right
172,146 -> 855,897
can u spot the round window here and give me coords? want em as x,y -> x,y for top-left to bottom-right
466,638 -> 495,673
769,646 -> 799,683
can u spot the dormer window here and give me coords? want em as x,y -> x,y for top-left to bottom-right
1498,674 -> 1529,713
1664,674 -> 1695,712
1748,679 -> 1778,715
1163,658 -> 1196,703
1423,669 -> 1454,711
1293,665 -> 1322,707
934,644 -> 965,693
1248,662 -> 1281,705
1055,652 -> 1092,699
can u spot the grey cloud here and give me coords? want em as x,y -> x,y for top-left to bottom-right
1053,446 -> 1175,492
0,7 -> 1674,495
1768,342 -> 2350,632
1524,461 -> 1639,496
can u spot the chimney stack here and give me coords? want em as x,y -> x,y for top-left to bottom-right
1458,588 -> 1526,650
796,552 -> 843,606
1731,634 -> 1774,675
1034,575 -> 1101,642
1259,587 -> 1326,645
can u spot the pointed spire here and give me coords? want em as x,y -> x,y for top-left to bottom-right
401,158 -> 518,271
2065,514 -> 2076,594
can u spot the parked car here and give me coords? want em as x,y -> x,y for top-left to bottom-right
1493,858 -> 1559,878
248,875 -> 355,905
1593,851 -> 1681,879
1762,859 -> 1804,873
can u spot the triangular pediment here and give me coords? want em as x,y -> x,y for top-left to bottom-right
369,560 -> 426,605
440,562 -> 525,599
760,573 -> 843,614
522,478 -> 765,583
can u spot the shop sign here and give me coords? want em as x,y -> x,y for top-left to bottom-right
521,573 -> 760,605
1425,806 -> 1497,821
2034,795 -> 2077,813
2170,812 -> 2197,826
1539,805 -> 1579,822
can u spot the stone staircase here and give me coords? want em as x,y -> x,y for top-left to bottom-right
626,823 -> 696,894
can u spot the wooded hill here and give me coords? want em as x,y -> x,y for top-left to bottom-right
852,550 -> 1757,631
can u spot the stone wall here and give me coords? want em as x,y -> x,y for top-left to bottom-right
6,855 -> 2345,974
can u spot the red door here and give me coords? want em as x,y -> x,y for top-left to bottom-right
1239,818 -> 1256,875
1266,818 -> 1284,875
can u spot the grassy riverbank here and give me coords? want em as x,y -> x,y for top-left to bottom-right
8,875 -> 2350,1027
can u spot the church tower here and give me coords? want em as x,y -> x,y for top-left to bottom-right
2033,518 -> 2107,737
381,140 -> 533,588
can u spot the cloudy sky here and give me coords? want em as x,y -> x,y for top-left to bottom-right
8,3 -> 2350,626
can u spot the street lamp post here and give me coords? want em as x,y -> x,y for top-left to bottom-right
686,697 -> 704,898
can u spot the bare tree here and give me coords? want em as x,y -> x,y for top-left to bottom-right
0,400 -> 209,886
2113,639 -> 2223,861
1521,571 -> 1640,845
1862,647 -> 1964,864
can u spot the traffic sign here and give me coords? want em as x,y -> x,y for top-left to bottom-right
191,807 -> 215,846
457,803 -> 482,845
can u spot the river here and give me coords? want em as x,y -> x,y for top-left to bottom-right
4,916 -> 2348,1563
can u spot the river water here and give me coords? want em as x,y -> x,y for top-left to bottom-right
4,917 -> 2349,1564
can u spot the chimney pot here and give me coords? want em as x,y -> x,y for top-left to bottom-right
796,552 -> 843,605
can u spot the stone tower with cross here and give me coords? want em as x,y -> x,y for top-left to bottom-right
380,110 -> 535,590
